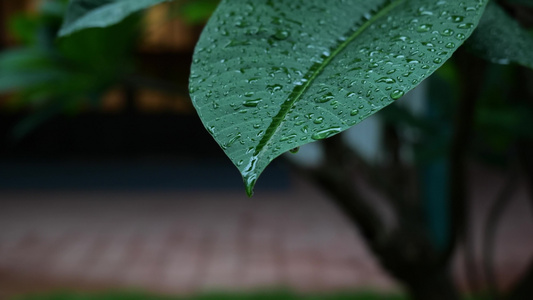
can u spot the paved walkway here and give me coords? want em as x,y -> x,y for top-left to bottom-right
0,166 -> 532,298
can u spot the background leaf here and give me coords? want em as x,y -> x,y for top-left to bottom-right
178,0 -> 220,24
0,2 -> 140,139
189,0 -> 488,195
59,0 -> 170,36
506,0 -> 533,7
466,1 -> 533,69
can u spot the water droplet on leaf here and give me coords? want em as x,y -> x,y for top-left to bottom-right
311,127 -> 342,140
273,30 -> 290,40
390,90 -> 404,100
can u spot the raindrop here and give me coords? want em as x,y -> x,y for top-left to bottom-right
390,90 -> 404,100
280,134 -> 296,142
457,23 -> 474,29
271,17 -> 282,25
273,30 -> 290,40
445,42 -> 456,48
267,84 -> 283,93
441,29 -> 454,36
391,35 -> 410,42
417,24 -> 432,33
222,133 -> 242,150
311,127 -> 342,140
376,77 -> 396,84
451,15 -> 464,23
314,117 -> 324,124
315,92 -> 335,103
243,98 -> 262,107
289,147 -> 300,154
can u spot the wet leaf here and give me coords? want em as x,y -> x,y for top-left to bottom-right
189,0 -> 488,196
466,2 -> 533,69
59,0 -> 169,36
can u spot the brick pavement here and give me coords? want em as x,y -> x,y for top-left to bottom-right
0,177 -> 397,298
0,166 -> 532,298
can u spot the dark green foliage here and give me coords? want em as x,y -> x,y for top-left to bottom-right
59,0 -> 170,36
178,0 -> 220,24
0,1 -> 139,138
466,1 -> 533,68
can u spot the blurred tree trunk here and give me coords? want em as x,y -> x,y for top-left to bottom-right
507,260 -> 533,300
294,134 -> 461,300
404,272 -> 459,300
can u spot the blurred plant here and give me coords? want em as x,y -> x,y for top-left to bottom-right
0,0 -> 221,139
173,0 -> 220,24
0,0 -> 140,138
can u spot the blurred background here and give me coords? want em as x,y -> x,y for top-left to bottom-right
0,1 -> 532,300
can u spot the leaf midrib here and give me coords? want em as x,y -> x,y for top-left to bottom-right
252,0 -> 405,159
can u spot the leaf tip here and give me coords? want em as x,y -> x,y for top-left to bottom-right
241,155 -> 260,197
244,174 -> 257,198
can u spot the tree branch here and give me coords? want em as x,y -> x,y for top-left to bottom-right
289,134 -> 388,245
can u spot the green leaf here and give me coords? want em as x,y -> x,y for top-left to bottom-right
0,48 -> 66,92
0,48 -> 54,71
58,0 -> 170,36
0,70 -> 68,93
189,0 -> 488,196
466,2 -> 533,69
